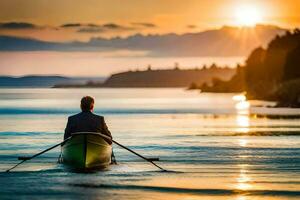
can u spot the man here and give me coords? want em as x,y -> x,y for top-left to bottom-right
64,96 -> 112,144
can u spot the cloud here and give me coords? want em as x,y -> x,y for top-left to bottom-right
0,22 -> 39,29
102,23 -> 134,31
60,23 -> 100,28
0,21 -> 137,36
187,25 -> 197,29
86,23 -> 100,28
131,22 -> 157,28
60,23 -> 82,28
77,27 -> 104,33
77,23 -> 135,33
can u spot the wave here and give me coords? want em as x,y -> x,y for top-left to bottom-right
69,183 -> 300,196
196,131 -> 300,136
0,108 -> 234,115
1,131 -> 299,138
0,131 -> 60,136
130,144 -> 300,151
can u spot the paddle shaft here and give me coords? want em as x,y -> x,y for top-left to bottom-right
112,139 -> 166,171
18,156 -> 159,162
6,139 -> 68,172
6,134 -> 165,172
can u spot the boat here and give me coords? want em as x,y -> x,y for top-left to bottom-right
60,132 -> 112,170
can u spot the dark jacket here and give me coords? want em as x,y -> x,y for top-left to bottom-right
64,111 -> 112,142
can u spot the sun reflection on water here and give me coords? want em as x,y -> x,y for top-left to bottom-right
238,138 -> 248,147
236,115 -> 250,133
233,94 -> 250,115
236,164 -> 253,195
232,94 -> 246,102
233,94 -> 250,134
233,94 -> 252,200
236,196 -> 248,200
235,101 -> 250,112
234,159 -> 253,200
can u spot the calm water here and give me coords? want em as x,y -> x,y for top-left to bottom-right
0,88 -> 299,200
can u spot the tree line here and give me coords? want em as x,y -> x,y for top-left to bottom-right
193,29 -> 300,107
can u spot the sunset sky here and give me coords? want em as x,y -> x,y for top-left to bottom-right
0,0 -> 299,76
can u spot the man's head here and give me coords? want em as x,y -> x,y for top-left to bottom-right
81,96 -> 94,112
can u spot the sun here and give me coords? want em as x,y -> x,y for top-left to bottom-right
235,5 -> 262,27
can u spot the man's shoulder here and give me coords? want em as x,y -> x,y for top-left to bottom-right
91,113 -> 104,120
68,113 -> 81,120
68,112 -> 104,120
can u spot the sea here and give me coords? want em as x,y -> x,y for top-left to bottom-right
0,88 -> 299,200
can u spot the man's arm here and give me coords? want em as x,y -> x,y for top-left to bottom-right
101,117 -> 112,140
64,117 -> 72,140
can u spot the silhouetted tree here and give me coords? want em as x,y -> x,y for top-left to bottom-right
174,62 -> 180,70
188,29 -> 300,105
283,44 -> 300,81
274,79 -> 300,107
244,29 -> 300,99
210,63 -> 217,69
147,64 -> 152,71
188,82 -> 198,90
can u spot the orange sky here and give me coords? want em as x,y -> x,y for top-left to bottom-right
0,0 -> 299,76
0,0 -> 299,41
0,0 -> 299,26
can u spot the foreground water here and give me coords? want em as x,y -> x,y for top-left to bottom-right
0,88 -> 299,200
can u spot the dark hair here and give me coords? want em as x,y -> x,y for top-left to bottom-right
81,96 -> 94,111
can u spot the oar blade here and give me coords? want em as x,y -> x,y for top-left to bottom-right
112,139 -> 167,171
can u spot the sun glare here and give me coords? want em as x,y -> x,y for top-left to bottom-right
235,5 -> 262,26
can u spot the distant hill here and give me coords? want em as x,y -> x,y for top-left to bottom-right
0,25 -> 287,56
90,25 -> 286,57
0,76 -> 105,87
100,67 -> 236,88
0,36 -> 61,51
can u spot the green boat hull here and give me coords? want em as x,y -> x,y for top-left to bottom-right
61,132 -> 112,169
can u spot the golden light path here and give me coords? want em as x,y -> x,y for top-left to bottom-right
232,94 -> 253,200
236,164 -> 252,190
233,94 -> 250,134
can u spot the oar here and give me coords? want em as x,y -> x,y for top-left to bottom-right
6,138 -> 69,172
18,156 -> 159,161
147,157 -> 159,162
112,139 -> 167,172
